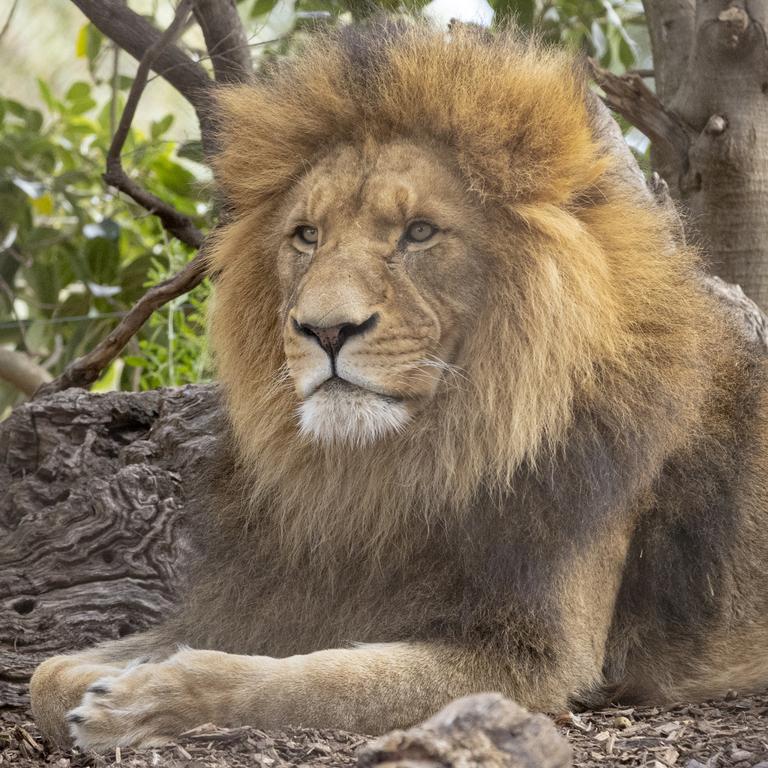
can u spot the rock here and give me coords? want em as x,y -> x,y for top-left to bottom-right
357,693 -> 572,768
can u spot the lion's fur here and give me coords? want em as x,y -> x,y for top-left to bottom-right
30,22 -> 768,747
207,23 -> 710,566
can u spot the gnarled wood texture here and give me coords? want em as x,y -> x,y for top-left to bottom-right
0,386 -> 221,708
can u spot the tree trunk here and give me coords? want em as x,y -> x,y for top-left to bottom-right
643,0 -> 768,307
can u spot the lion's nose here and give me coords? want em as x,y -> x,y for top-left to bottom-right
293,313 -> 378,358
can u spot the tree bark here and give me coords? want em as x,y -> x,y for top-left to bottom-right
193,0 -> 253,85
0,386 -> 222,708
638,0 -> 768,308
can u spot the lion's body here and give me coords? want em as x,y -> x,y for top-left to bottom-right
31,22 -> 768,749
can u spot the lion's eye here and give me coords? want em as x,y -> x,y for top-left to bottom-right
405,221 -> 437,243
295,225 -> 319,246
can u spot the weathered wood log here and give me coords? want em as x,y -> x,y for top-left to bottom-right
0,385 -> 222,708
357,693 -> 572,768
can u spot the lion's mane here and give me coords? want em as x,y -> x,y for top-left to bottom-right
205,22 -> 711,568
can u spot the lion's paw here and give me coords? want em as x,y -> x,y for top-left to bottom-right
66,655 -> 201,750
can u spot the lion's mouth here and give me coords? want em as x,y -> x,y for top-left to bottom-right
315,375 -> 403,403
298,376 -> 410,445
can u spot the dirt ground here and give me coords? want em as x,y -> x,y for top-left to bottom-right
2,692 -> 768,767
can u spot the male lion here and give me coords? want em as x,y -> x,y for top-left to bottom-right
31,22 -> 768,750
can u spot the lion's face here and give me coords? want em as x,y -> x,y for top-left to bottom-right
276,141 -> 488,445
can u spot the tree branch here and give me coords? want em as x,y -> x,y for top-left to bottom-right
193,0 -> 252,84
589,59 -> 693,165
0,349 -> 52,396
69,0 -> 215,148
35,252 -> 209,398
37,2 -> 209,397
103,0 -> 204,250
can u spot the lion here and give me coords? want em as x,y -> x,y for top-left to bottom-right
30,21 -> 768,750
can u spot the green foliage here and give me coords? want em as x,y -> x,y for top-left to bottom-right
491,0 -> 645,69
0,27 -> 212,413
0,2 -> 647,413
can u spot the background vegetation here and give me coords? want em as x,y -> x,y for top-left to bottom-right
0,0 -> 648,417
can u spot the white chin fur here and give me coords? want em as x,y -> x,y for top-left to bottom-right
298,386 -> 410,446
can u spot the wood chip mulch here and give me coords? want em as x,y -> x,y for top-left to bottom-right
2,691 -> 767,767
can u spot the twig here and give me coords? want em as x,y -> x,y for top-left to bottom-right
69,0 -> 215,150
193,0 -> 253,84
0,0 -> 19,43
0,349 -> 52,396
588,58 -> 693,163
103,0 -> 204,250
626,67 -> 654,78
37,2 -> 208,397
35,251 -> 208,397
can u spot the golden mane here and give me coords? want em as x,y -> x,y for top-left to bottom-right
206,22 -> 709,567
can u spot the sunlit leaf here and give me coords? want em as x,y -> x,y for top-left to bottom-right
75,23 -> 89,57
32,193 -> 54,216
150,114 -> 174,140
91,358 -> 124,392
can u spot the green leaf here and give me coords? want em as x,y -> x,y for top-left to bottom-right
151,157 -> 197,198
177,140 -> 204,163
250,0 -> 278,17
37,79 -> 59,112
86,24 -> 103,64
91,358 -> 124,392
619,35 -> 636,68
65,82 -> 91,102
150,114 -> 174,140
491,0 -> 535,28
5,100 -> 43,131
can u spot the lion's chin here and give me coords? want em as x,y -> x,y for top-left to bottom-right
297,379 -> 411,446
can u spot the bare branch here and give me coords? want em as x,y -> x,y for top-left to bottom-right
589,59 -> 693,164
35,251 -> 209,397
69,0 -> 215,147
0,0 -> 19,44
641,0 -> 695,103
103,0 -> 204,250
38,2 -> 209,397
0,349 -> 52,396
193,0 -> 253,84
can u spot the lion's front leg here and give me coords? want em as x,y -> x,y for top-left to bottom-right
67,642 -> 518,750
